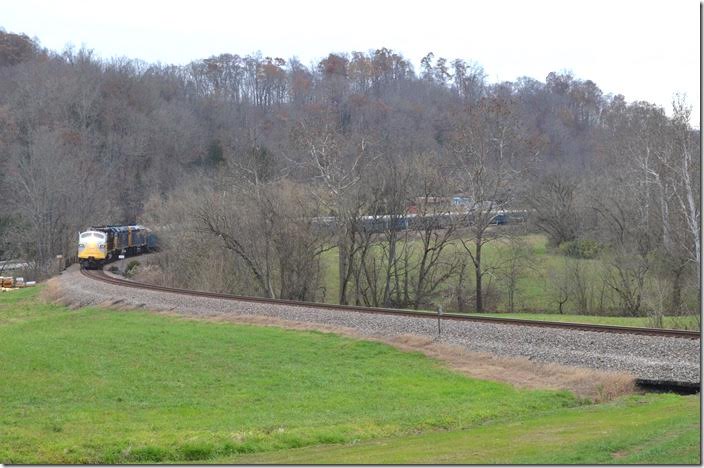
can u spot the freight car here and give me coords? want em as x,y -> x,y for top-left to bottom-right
78,225 -> 156,269
313,209 -> 527,234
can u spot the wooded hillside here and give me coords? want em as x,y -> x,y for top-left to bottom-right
0,30 -> 698,318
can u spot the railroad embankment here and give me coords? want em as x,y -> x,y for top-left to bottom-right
50,266 -> 700,396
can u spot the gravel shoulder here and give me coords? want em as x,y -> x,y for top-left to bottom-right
53,266 -> 700,385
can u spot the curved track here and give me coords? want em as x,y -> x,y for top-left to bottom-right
81,268 -> 700,340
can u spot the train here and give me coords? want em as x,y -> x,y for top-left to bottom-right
76,210 -> 524,269
78,225 -> 157,269
313,209 -> 529,234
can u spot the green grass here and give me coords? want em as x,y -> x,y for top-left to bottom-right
223,393 -> 700,464
1,287 -> 699,464
319,233 -> 700,329
319,233 -> 554,309
473,312 -> 700,330
0,287 -> 578,464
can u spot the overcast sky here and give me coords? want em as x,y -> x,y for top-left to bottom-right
1,0 -> 700,124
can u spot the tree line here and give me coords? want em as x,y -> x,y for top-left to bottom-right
0,30 -> 699,320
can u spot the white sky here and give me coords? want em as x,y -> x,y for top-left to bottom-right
1,0 -> 700,124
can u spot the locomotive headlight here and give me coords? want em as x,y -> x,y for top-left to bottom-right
79,243 -> 85,248
99,244 -> 106,249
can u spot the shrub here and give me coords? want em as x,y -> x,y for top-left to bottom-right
179,442 -> 214,461
126,446 -> 169,463
559,239 -> 602,259
124,260 -> 140,278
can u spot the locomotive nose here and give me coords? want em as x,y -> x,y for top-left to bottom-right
78,231 -> 108,260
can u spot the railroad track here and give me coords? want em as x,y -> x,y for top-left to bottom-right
80,268 -> 701,340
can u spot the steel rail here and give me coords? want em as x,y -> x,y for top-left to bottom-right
80,268 -> 701,340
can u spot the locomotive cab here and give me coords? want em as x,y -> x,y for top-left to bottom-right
78,230 -> 109,268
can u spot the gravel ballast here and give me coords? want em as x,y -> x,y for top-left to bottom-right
56,267 -> 700,384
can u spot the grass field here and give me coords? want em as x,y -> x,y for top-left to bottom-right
320,233 -> 700,329
319,233 -> 567,311
224,393 -> 700,464
0,287 -> 700,464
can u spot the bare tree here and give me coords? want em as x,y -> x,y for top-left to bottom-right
345,159 -> 410,307
528,173 -> 581,246
195,178 -> 327,300
496,237 -> 536,313
662,98 -> 700,288
595,97 -> 699,316
548,260 -> 572,314
407,156 -> 464,309
592,183 -> 653,316
292,107 -> 374,304
5,125 -> 114,276
450,96 -> 539,312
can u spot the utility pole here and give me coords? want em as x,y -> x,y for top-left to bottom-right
437,305 -> 443,339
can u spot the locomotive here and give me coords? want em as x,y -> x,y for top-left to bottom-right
78,225 -> 156,269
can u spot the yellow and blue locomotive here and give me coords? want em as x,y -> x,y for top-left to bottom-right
78,225 -> 156,269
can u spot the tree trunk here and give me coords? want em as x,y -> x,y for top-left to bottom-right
382,230 -> 397,306
456,261 -> 466,313
338,236 -> 349,305
670,265 -> 684,314
475,242 -> 483,312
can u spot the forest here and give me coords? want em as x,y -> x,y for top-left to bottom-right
0,30 -> 699,321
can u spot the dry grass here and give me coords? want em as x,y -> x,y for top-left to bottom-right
46,277 -> 636,402
42,277 -> 80,308
129,263 -> 163,284
43,277 -> 138,311
384,334 -> 636,402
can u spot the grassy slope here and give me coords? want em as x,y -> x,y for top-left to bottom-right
0,287 -> 576,463
0,287 -> 699,464
226,393 -> 700,464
